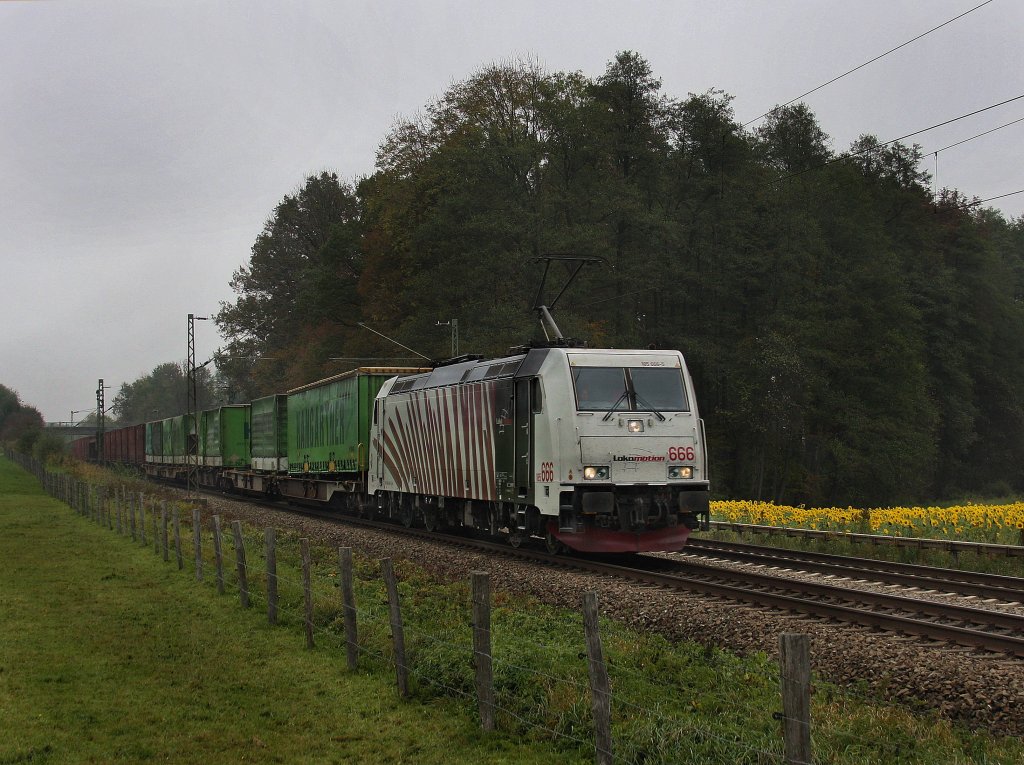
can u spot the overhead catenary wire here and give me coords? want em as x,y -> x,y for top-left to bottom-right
962,188 -> 1024,207
928,114 -> 1024,155
767,93 -> 1024,187
928,115 -> 1024,199
742,0 -> 997,127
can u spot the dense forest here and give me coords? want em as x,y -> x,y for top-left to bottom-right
210,52 -> 1024,508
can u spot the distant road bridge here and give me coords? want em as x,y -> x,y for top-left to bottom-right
44,423 -> 105,443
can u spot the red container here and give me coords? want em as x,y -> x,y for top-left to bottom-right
128,424 -> 145,465
101,425 -> 145,464
70,436 -> 95,461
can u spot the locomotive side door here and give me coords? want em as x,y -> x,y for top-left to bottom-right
373,399 -> 384,486
514,378 -> 534,500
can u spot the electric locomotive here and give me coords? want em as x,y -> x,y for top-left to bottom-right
368,345 -> 710,553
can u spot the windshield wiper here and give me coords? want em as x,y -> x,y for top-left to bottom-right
633,392 -> 667,421
601,391 -> 630,421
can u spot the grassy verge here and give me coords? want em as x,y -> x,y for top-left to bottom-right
0,456 -> 578,764
6,454 -> 1024,764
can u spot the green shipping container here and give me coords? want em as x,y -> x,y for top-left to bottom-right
251,394 -> 288,470
201,405 -> 251,468
170,414 -> 191,464
287,368 -> 404,475
146,421 -> 162,460
161,418 -> 174,462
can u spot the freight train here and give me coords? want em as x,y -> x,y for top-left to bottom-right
71,347 -> 710,553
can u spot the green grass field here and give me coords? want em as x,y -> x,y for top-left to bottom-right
0,457 -> 577,764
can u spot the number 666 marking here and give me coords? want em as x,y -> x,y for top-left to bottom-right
668,446 -> 695,461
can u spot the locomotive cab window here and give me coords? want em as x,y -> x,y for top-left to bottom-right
630,367 -> 688,412
573,367 -> 627,410
572,367 -> 689,413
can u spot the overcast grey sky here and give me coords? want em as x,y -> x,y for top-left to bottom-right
2,0 -> 1021,422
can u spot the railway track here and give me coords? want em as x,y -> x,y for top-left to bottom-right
709,520 -> 1024,558
677,537 -> 1024,603
209,491 -> 1024,659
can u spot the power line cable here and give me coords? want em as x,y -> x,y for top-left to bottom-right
768,93 -> 1024,186
963,188 -> 1024,207
743,0 -> 996,127
928,114 -> 1024,155
928,114 -> 1024,200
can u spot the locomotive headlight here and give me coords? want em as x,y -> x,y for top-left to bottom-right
627,419 -> 644,433
583,466 -> 609,480
669,466 -> 693,479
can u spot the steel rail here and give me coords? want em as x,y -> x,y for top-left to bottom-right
637,556 -> 1024,632
680,538 -> 1024,601
709,521 -> 1024,558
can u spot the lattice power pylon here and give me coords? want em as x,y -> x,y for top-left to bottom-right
186,313 -> 207,497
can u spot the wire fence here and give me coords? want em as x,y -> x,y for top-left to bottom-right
15,452 -> 832,765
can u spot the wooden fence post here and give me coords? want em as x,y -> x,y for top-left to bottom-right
192,508 -> 203,582
129,492 -> 137,541
380,558 -> 408,697
152,498 -> 159,555
779,633 -> 812,765
232,521 -> 249,608
173,508 -> 183,570
472,571 -> 495,731
139,494 -> 147,546
339,547 -> 358,670
161,501 -> 169,562
583,592 -> 613,765
213,515 -> 225,595
266,528 -> 278,625
115,488 -> 123,535
301,538 -> 314,648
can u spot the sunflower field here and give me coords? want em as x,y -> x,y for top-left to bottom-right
711,499 -> 1024,546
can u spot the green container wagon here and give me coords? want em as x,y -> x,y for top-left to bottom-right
201,405 -> 251,468
287,368 -> 411,476
251,394 -> 288,471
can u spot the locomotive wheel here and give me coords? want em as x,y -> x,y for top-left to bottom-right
400,505 -> 414,528
423,508 -> 438,532
544,530 -> 563,555
508,530 -> 525,549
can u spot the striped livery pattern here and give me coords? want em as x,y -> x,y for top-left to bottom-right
378,381 -> 500,501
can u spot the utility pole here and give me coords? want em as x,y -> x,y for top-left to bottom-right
95,379 -> 105,463
187,313 -> 208,498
